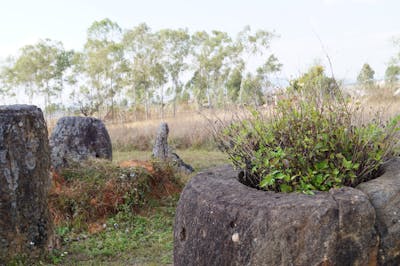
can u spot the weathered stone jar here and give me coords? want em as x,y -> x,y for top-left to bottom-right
49,116 -> 112,170
174,158 -> 400,266
0,105 -> 53,264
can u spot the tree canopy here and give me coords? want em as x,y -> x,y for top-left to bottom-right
0,19 -> 282,119
357,63 -> 375,88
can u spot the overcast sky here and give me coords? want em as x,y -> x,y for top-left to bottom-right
0,0 -> 399,83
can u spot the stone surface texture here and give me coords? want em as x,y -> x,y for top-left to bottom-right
153,123 -> 194,174
0,105 -> 53,264
174,165 -> 380,266
49,116 -> 112,169
357,157 -> 400,266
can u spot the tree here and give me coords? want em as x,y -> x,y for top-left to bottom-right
234,26 -> 280,105
83,18 -> 125,119
67,51 -> 98,116
241,73 -> 263,105
0,56 -> 18,98
289,65 -> 337,98
226,64 -> 243,103
123,23 -> 167,119
255,55 -> 282,90
385,65 -> 400,85
357,63 -> 375,88
0,39 -> 72,116
151,61 -> 167,119
190,30 -> 233,109
159,28 -> 191,116
239,56 -> 282,106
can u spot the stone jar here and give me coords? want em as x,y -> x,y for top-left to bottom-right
0,105 -> 54,264
174,159 -> 400,266
49,116 -> 112,170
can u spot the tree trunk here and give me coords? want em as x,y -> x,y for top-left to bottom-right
110,79 -> 114,121
161,86 -> 164,119
145,90 -> 150,120
239,79 -> 244,106
132,84 -> 138,121
173,97 -> 177,117
206,86 -> 212,109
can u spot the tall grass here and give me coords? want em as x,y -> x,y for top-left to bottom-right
106,110 -> 228,151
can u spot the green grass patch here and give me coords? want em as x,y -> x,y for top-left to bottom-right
49,195 -> 177,265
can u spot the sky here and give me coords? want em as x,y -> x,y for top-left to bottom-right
0,0 -> 399,83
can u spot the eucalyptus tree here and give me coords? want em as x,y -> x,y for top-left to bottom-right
185,70 -> 207,106
158,28 -> 191,116
255,55 -> 282,89
123,23 -> 168,119
238,55 -> 282,106
123,23 -> 154,119
151,61 -> 167,118
0,56 -> 18,99
190,30 -> 233,109
67,51 -> 97,116
83,18 -> 126,119
234,26 -> 279,104
68,51 -> 106,117
226,64 -> 243,103
240,73 -> 263,105
383,38 -> 400,89
357,63 -> 375,88
0,39 -> 72,114
148,33 -> 168,119
385,65 -> 400,85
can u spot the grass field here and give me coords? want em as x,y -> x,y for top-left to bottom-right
113,149 -> 228,170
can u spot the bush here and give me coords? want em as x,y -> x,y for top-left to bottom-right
215,88 -> 400,194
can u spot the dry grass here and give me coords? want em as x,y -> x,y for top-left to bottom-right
349,86 -> 400,126
113,149 -> 229,171
106,109 -> 236,151
47,86 -> 400,155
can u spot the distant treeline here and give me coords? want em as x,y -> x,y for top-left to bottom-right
0,18 -> 282,120
2,18 -> 399,121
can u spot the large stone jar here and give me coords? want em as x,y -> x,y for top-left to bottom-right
49,116 -> 112,170
0,105 -> 53,264
174,159 -> 400,266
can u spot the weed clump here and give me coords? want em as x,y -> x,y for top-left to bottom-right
215,86 -> 400,193
49,158 -> 182,231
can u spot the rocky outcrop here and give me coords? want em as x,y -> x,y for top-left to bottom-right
357,157 -> 400,266
0,105 -> 54,264
49,116 -> 112,170
174,165 -> 378,266
153,123 -> 194,174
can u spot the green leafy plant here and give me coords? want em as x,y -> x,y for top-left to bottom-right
215,85 -> 400,193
